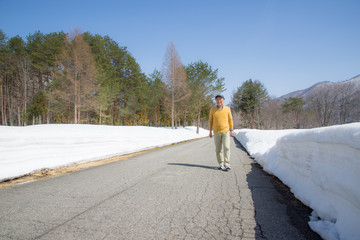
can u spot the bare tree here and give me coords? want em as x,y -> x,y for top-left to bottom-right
54,29 -> 97,124
14,55 -> 32,125
163,41 -> 189,129
261,98 -> 284,129
306,84 -> 338,126
351,89 -> 360,122
336,82 -> 355,124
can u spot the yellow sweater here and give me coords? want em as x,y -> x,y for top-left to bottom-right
209,106 -> 234,133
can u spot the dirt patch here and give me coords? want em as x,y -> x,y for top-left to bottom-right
0,138 -> 204,189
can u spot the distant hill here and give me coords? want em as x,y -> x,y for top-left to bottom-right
278,74 -> 360,100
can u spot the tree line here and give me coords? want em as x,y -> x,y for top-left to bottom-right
0,30 -> 224,132
231,78 -> 360,129
1,29 -> 358,131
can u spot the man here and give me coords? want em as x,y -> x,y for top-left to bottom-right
209,94 -> 235,171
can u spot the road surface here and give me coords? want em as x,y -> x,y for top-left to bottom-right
0,137 -> 321,239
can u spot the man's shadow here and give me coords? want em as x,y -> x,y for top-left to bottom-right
167,163 -> 218,170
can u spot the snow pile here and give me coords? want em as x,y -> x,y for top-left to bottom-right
235,123 -> 360,240
0,124 -> 208,181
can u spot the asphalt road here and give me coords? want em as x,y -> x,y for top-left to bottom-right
0,137 -> 321,240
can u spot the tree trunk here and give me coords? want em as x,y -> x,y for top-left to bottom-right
174,105 -> 177,129
154,105 -> 158,127
0,73 -> 4,125
77,92 -> 81,123
171,87 -> 175,129
183,111 -> 186,128
74,76 -> 78,124
39,70 -> 43,90
250,111 -> 255,129
196,96 -> 201,134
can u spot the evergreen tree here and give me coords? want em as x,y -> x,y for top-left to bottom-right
83,32 -> 147,125
26,31 -> 46,91
282,97 -> 305,128
147,69 -> 166,127
28,90 -> 47,124
121,53 -> 148,125
186,60 -> 225,133
232,79 -> 268,128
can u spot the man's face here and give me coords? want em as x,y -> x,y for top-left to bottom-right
216,97 -> 224,107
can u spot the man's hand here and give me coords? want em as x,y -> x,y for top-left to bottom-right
209,131 -> 213,138
230,131 -> 235,137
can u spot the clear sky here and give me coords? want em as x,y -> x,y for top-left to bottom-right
1,0 -> 359,104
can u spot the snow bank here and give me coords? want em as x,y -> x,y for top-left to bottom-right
235,123 -> 360,240
0,124 -> 208,181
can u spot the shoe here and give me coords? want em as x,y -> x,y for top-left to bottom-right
218,164 -> 225,170
224,164 -> 231,170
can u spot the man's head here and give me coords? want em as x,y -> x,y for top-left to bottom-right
215,95 -> 225,107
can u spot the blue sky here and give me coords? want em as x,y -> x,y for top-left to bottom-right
1,0 -> 359,104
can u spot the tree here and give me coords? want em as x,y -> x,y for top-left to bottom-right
261,98 -> 284,129
282,97 -> 305,128
306,84 -> 337,126
336,82 -> 354,124
232,79 -> 268,129
28,91 -> 47,124
83,32 -> 147,125
120,53 -> 148,125
0,31 -> 21,126
8,35 -> 32,125
25,31 -> 66,124
147,69 -> 167,127
186,60 -> 225,133
54,30 -> 97,124
26,31 -> 47,92
163,41 -> 189,129
83,33 -> 123,124
0,30 -> 8,125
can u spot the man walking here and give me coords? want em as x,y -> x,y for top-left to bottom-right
209,94 -> 235,171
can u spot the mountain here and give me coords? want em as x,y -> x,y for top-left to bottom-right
278,74 -> 360,100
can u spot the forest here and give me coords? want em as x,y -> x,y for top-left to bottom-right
0,29 -> 224,132
0,29 -> 359,130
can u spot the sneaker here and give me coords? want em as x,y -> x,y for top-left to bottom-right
218,164 -> 225,170
224,164 -> 231,170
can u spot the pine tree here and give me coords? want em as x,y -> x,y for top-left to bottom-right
232,79 -> 268,129
282,97 -> 305,128
147,69 -> 166,127
187,61 -> 225,133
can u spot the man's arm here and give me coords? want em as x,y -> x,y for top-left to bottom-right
228,108 -> 235,137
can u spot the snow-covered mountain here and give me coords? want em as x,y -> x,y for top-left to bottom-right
278,74 -> 360,100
